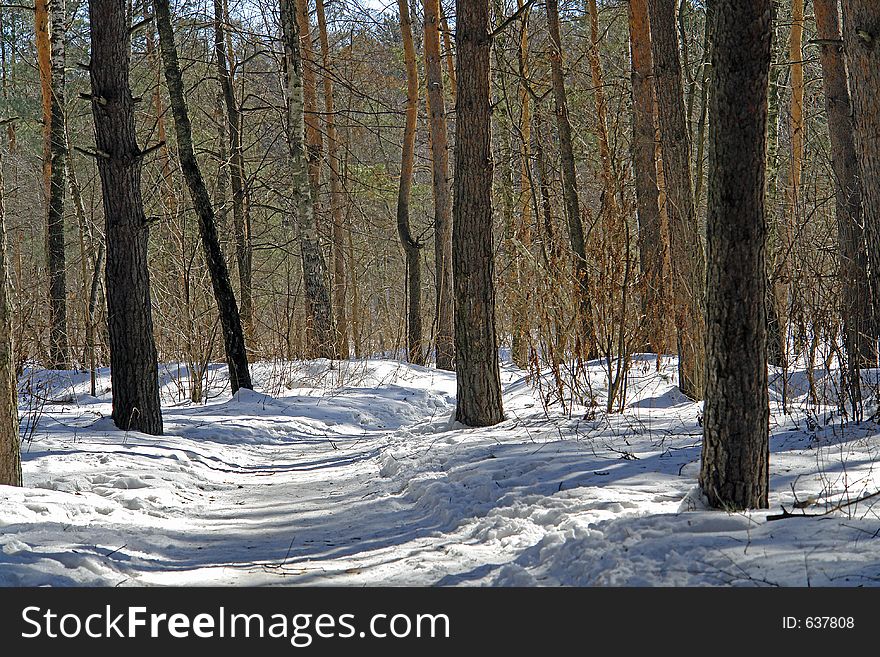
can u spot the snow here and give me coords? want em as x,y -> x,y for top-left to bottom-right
1,356 -> 879,587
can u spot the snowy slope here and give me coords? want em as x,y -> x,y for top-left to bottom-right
1,357 -> 879,586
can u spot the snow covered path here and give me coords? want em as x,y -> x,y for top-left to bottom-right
2,358 -> 880,586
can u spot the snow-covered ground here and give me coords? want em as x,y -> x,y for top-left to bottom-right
1,356 -> 879,586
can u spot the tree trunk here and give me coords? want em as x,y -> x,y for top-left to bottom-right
700,0 -> 771,511
628,0 -> 672,355
296,0 -> 323,198
154,0 -> 253,393
646,0 -> 705,400
316,0 -> 349,358
213,0 -> 253,338
0,123 -> 21,485
88,0 -> 163,435
546,0 -> 597,359
815,0 -> 873,415
453,0 -> 504,427
395,0 -> 423,366
424,0 -> 454,371
280,0 -> 337,360
440,3 -> 457,101
842,1 -> 880,346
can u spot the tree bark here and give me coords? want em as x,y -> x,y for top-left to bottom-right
296,0 -> 323,198
815,0 -> 873,414
646,0 -> 705,400
154,0 -> 253,393
396,0 -> 424,366
628,0 -> 672,355
280,0 -> 337,360
546,0 -> 597,359
0,123 -> 21,485
453,0 -> 504,426
88,0 -> 163,435
700,0 -> 771,510
842,1 -> 880,346
316,0 -> 350,358
424,0 -> 455,372
213,0 -> 253,338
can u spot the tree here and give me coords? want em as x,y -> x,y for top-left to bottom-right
646,0 -> 705,399
815,0 -> 872,415
842,1 -> 880,345
396,0 -> 424,366
453,0 -> 504,427
424,0 -> 454,372
88,0 -> 163,435
700,0 -> 772,510
280,0 -> 337,361
628,0 -> 672,355
154,0 -> 253,394
546,0 -> 597,359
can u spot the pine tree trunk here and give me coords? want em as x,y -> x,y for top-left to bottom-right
88,0 -> 163,435
316,0 -> 349,358
424,0 -> 454,371
646,0 -> 705,400
815,0 -> 873,414
0,125 -> 21,485
546,0 -> 597,359
453,0 -> 504,427
842,1 -> 880,346
46,0 -> 68,369
396,0 -> 424,366
700,0 -> 771,511
154,0 -> 253,393
213,0 -> 253,338
280,0 -> 337,360
628,0 -> 672,355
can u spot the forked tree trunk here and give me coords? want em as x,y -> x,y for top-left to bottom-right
88,0 -> 163,435
700,0 -> 771,510
396,0 -> 424,366
546,0 -> 597,359
453,0 -> 504,427
154,0 -> 253,393
424,0 -> 454,372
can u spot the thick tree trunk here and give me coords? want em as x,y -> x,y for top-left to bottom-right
88,0 -> 163,435
424,0 -> 455,372
316,0 -> 349,358
396,0 -> 424,366
154,0 -> 253,393
453,0 -> 504,427
0,127 -> 21,485
44,0 -> 68,369
628,0 -> 672,355
842,1 -> 880,346
700,0 -> 771,511
815,0 -> 873,415
646,0 -> 705,400
546,0 -> 597,359
280,0 -> 337,360
214,0 -> 253,338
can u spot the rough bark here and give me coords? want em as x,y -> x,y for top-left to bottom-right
453,0 -> 504,427
424,0 -> 454,371
815,0 -> 873,414
546,0 -> 597,359
154,0 -> 253,393
214,0 -> 253,337
316,0 -> 349,358
646,0 -> 705,399
0,124 -> 21,485
280,0 -> 337,360
842,1 -> 880,346
88,0 -> 163,435
700,0 -> 771,511
628,0 -> 672,354
396,0 -> 424,366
